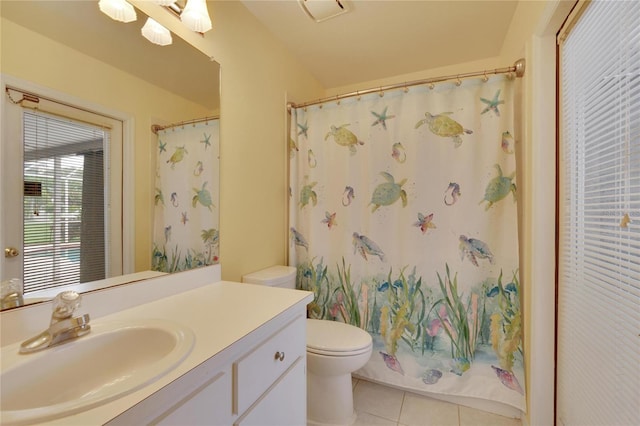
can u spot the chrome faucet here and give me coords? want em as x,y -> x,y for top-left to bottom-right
1,278 -> 24,309
19,291 -> 91,354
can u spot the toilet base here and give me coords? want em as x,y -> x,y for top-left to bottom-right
307,371 -> 357,425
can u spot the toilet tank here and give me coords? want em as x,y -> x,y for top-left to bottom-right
242,265 -> 297,289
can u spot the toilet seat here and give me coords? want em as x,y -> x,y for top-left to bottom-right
306,319 -> 372,357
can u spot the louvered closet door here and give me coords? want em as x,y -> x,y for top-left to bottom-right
557,1 -> 640,425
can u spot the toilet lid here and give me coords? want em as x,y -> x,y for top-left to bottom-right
306,319 -> 372,354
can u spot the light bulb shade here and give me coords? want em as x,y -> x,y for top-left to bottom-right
98,0 -> 137,23
181,0 -> 212,33
141,18 -> 173,46
153,0 -> 176,6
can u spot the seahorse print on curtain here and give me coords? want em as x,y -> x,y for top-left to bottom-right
152,120 -> 220,272
289,76 -> 525,411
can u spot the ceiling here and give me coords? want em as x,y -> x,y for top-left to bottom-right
240,0 -> 519,89
2,1 -> 519,103
1,1 -> 219,110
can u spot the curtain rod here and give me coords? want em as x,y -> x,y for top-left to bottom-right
287,58 -> 525,111
151,115 -> 219,134
5,86 -> 115,128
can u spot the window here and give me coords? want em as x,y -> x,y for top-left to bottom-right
23,111 -> 110,292
557,1 -> 640,424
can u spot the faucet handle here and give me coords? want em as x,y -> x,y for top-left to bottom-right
52,291 -> 82,320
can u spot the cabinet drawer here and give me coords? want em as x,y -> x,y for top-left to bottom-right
234,315 -> 305,415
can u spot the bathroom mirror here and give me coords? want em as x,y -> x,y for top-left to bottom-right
0,1 -> 220,310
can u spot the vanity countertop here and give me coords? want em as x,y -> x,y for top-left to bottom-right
1,280 -> 313,425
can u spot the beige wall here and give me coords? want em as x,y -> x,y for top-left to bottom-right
326,56 -> 507,96
0,18 -> 212,271
133,1 -> 326,282
501,3 -> 549,424
500,2 -> 576,425
211,2 -> 325,281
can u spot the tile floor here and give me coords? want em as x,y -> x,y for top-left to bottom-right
352,378 -> 522,426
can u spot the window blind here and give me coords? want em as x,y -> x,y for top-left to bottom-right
22,110 -> 109,293
557,1 -> 640,425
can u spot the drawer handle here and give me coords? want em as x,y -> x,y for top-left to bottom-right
274,351 -> 285,362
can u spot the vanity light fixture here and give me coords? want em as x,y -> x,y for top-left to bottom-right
141,17 -> 173,46
98,0 -> 137,23
99,0 -> 211,47
180,0 -> 212,33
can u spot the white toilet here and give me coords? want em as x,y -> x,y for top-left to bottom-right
243,266 -> 373,426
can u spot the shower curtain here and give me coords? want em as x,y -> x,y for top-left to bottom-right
289,76 -> 525,411
152,120 -> 220,272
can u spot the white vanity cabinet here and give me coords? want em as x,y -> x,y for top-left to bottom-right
107,309 -> 307,426
0,280 -> 313,425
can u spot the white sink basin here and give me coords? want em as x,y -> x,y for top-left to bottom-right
0,319 -> 194,425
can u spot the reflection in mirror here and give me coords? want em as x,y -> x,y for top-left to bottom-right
151,118 -> 220,273
0,1 -> 220,310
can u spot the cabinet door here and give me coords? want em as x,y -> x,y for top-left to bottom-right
154,370 -> 231,426
235,357 -> 306,426
107,366 -> 232,426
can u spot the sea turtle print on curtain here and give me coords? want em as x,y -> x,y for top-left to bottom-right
289,76 -> 525,411
152,120 -> 220,272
